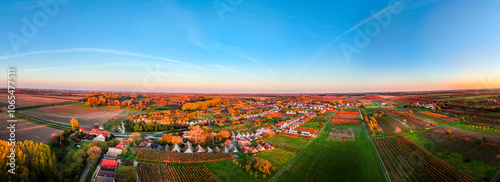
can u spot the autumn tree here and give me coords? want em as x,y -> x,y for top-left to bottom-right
409,110 -> 413,114
188,125 -> 206,143
223,139 -> 232,146
318,122 -> 324,128
253,158 -> 272,175
70,118 -> 80,130
171,135 -> 183,144
445,130 -> 452,135
216,130 -> 231,142
263,131 -> 275,138
49,133 -> 60,145
0,140 -> 56,181
159,134 -> 173,145
187,113 -> 197,120
87,146 -> 102,166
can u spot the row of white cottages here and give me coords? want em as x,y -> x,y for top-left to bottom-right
143,141 -> 274,154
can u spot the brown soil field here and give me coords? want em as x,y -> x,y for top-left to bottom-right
19,105 -> 137,129
0,94 -> 85,107
0,113 -> 61,144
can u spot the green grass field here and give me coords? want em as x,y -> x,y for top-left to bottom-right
275,125 -> 386,182
206,160 -> 265,182
262,135 -> 309,149
406,132 -> 500,180
301,121 -> 321,129
256,148 -> 297,172
451,123 -> 500,135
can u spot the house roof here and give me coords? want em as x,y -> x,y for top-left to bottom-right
115,139 -> 125,149
194,145 -> 205,153
172,143 -> 181,152
206,147 -> 213,153
264,143 -> 274,150
240,147 -> 248,153
96,176 -> 114,182
101,159 -> 117,168
98,170 -> 115,177
213,147 -> 221,153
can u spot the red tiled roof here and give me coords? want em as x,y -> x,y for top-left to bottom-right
80,127 -> 110,138
115,139 -> 125,149
101,159 -> 117,168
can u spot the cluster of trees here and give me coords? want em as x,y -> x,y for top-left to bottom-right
159,134 -> 183,146
181,98 -> 221,111
215,130 -> 231,142
58,141 -> 108,181
187,125 -> 212,144
49,129 -> 74,148
126,121 -> 185,132
85,93 -> 150,110
0,140 -> 56,181
367,117 -> 382,135
240,157 -> 276,179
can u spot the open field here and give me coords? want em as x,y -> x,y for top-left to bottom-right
276,125 -> 386,182
373,135 -> 474,181
0,113 -> 61,143
18,105 -> 136,129
420,126 -> 500,165
0,94 -> 84,108
137,163 -> 221,182
406,132 -> 500,180
329,111 -> 361,125
262,135 -> 309,151
206,160 -> 263,182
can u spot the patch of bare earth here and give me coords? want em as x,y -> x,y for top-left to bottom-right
19,105 -> 136,129
0,113 -> 61,144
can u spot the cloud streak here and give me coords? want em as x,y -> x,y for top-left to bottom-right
207,64 -> 270,82
294,1 -> 402,80
0,48 -> 205,69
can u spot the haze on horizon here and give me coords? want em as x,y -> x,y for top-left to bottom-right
1,0 -> 499,93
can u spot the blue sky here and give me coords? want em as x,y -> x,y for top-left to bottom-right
1,0 -> 499,93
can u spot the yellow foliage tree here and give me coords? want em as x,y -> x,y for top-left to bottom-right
70,118 -> 80,130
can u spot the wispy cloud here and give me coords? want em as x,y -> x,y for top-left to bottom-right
163,1 -> 278,80
21,63 -> 130,72
0,48 -> 205,69
207,64 -> 270,82
294,1 -> 402,80
208,42 -> 278,76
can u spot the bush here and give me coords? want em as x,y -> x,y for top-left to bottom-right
445,130 -> 452,135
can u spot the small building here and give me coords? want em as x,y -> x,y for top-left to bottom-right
263,143 -> 274,150
115,139 -> 125,149
194,145 -> 205,153
238,140 -> 251,148
171,143 -> 181,153
101,159 -> 117,171
93,134 -> 106,142
206,147 -> 213,153
98,170 -> 115,177
213,147 -> 221,153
